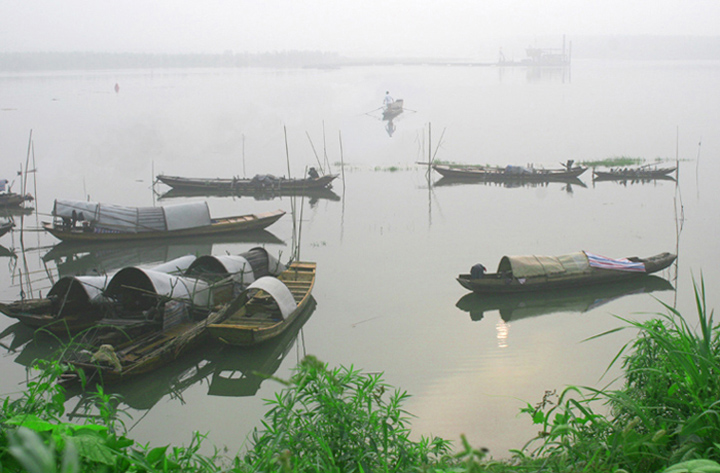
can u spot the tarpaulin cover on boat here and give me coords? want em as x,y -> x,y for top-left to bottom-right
47,275 -> 111,305
497,252 -> 590,279
52,200 -> 211,234
105,268 -> 211,311
185,247 -> 286,285
144,255 -> 197,274
245,277 -> 297,320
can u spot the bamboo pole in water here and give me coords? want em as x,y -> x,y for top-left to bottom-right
338,131 -> 346,189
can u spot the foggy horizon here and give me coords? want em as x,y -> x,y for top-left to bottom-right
3,1 -> 720,58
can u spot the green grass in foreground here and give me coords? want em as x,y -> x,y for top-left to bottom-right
2,279 -> 720,472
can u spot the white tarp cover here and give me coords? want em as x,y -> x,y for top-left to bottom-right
145,255 -> 197,274
106,268 -> 212,308
498,252 -> 590,279
209,255 -> 255,285
53,200 -> 211,233
48,275 -> 111,303
162,202 -> 211,231
246,276 -> 297,320
186,249 -> 286,285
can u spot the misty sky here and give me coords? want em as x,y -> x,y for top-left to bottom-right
2,0 -> 718,57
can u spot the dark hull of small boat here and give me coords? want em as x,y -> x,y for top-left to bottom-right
156,174 -> 338,192
0,193 -> 34,208
43,210 -> 285,243
457,252 -> 676,294
433,164 -> 587,181
0,300 -> 102,334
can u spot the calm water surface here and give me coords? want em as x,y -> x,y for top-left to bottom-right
1,60 -> 719,457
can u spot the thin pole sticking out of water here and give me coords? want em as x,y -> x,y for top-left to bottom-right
305,131 -> 324,174
242,133 -> 246,178
151,160 -> 156,206
284,126 -> 297,259
322,121 -> 331,173
338,130 -> 346,189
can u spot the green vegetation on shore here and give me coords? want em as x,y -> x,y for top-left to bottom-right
2,281 -> 719,472
580,156 -> 664,168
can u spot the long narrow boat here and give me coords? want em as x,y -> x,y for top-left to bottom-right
42,199 -> 284,242
382,99 -> 404,120
156,173 -> 338,193
457,251 -> 676,294
0,192 -> 34,208
207,262 -> 316,346
593,166 -> 677,181
433,163 -> 587,181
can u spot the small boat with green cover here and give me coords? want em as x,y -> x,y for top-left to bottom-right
457,251 -> 676,294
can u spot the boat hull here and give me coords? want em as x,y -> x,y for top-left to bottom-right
43,210 -> 285,242
156,174 -> 338,192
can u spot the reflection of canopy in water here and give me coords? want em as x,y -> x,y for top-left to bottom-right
105,268 -> 212,311
53,200 -> 211,233
208,296 -> 316,397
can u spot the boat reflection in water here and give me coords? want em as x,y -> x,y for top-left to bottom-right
63,296 -> 316,415
433,176 -> 587,193
0,322 -> 36,355
592,174 -> 677,186
43,230 -> 285,278
157,187 -> 340,207
456,275 -> 675,323
0,244 -> 16,259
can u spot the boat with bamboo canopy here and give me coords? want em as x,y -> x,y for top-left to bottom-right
43,199 -> 285,242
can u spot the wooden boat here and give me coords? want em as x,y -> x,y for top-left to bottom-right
0,220 -> 13,238
382,99 -> 404,120
593,166 -> 677,181
1,247 -> 285,334
60,252 -> 289,384
207,261 -> 316,346
62,304 -> 228,384
0,192 -> 34,208
0,274 -> 113,333
456,275 -> 674,322
457,251 -> 676,294
42,199 -> 285,242
156,173 -> 338,194
432,163 -> 587,181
